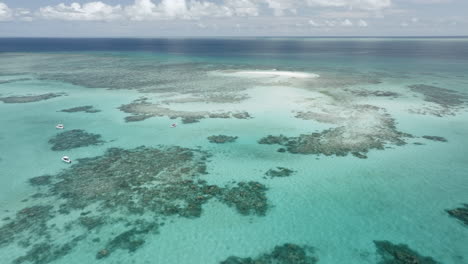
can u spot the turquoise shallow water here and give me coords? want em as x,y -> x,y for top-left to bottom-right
0,38 -> 468,264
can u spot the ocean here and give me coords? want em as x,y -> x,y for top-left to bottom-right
0,37 -> 467,264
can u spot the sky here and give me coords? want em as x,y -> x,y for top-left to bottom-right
0,0 -> 467,37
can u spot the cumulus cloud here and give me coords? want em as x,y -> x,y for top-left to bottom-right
306,0 -> 391,10
0,2 -> 12,21
39,2 -> 123,21
358,19 -> 368,27
341,19 -> 353,26
14,0 -> 395,22
38,0 -> 259,21
308,19 -> 319,27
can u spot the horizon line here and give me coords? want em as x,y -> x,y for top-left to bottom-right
0,35 -> 467,39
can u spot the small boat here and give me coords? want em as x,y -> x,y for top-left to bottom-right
170,123 -> 177,128
56,124 -> 64,129
61,156 -> 72,163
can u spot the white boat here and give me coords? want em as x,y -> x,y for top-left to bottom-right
61,156 -> 72,163
56,124 -> 64,129
170,123 -> 177,128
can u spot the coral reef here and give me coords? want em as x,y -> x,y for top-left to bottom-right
0,205 -> 53,248
119,99 -> 251,123
220,243 -> 317,264
374,240 -> 441,264
207,135 -> 238,144
408,84 -> 467,117
446,204 -> 468,226
291,104 -> 412,158
0,146 -> 270,263
258,119 -> 410,157
219,182 -> 268,216
265,167 -> 295,178
48,129 -> 104,151
351,90 -> 400,97
422,136 -> 447,142
97,221 -> 156,259
60,105 -> 100,113
0,93 -> 65,103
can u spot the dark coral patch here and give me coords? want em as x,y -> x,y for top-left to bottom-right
208,135 -> 238,144
97,221 -> 156,259
0,93 -> 65,104
265,167 -> 295,178
0,206 -> 54,248
220,243 -> 317,264
422,136 -> 447,142
374,240 -> 441,264
446,204 -> 468,226
29,175 -> 52,186
219,182 -> 268,216
48,129 -> 104,151
60,105 -> 100,113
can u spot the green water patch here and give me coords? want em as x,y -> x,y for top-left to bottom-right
207,135 -> 238,144
0,146 -> 270,263
446,204 -> 468,227
0,93 -> 65,104
48,129 -> 104,151
59,105 -> 101,113
220,243 -> 317,264
374,240 -> 442,264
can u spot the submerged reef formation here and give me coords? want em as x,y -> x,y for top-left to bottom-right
408,84 -> 467,117
0,77 -> 31,84
422,136 -> 447,142
0,146 -> 270,264
119,99 -> 252,123
60,105 -> 100,113
161,93 -> 250,104
446,204 -> 468,226
279,105 -> 412,158
220,243 -> 317,264
265,167 -> 295,178
350,90 -> 400,98
48,129 -> 104,151
219,182 -> 268,216
374,240 -> 441,264
207,135 -> 238,144
0,93 -> 65,103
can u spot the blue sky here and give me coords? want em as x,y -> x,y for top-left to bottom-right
0,0 -> 467,37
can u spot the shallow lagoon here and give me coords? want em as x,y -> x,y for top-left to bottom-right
0,38 -> 467,264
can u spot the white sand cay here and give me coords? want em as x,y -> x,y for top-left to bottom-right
212,70 -> 320,79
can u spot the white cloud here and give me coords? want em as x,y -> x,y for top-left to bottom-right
39,2 -> 123,21
308,19 -> 319,27
0,2 -> 12,21
358,19 -> 368,27
264,0 -> 296,16
341,19 -> 353,26
38,0 -> 259,21
306,0 -> 391,10
226,0 -> 259,16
